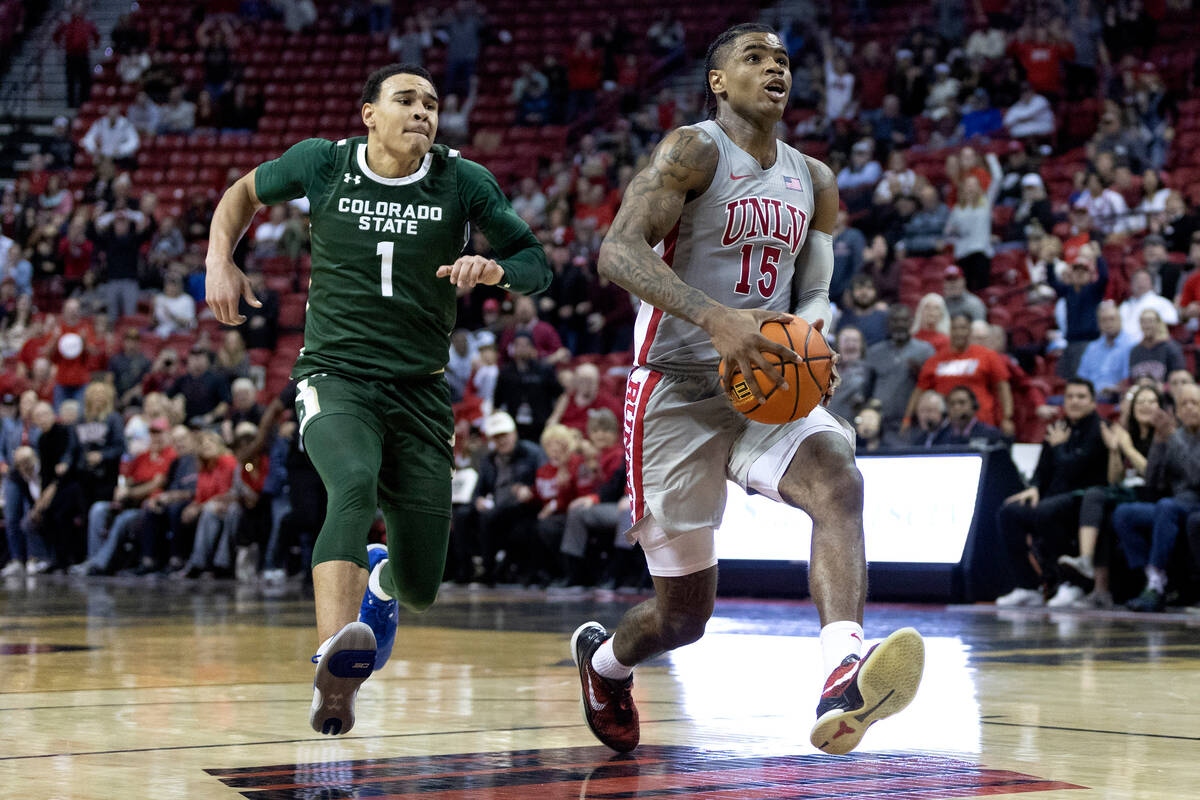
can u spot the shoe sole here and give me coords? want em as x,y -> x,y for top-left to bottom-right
570,620 -> 625,750
809,627 -> 925,755
309,621 -> 376,736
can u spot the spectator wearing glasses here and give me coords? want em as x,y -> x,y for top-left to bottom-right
1076,301 -> 1136,403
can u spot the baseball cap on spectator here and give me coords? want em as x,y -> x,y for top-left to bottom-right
483,411 -> 516,437
934,63 -> 950,76
944,265 -> 965,281
482,298 -> 500,313
1020,174 -> 1044,190
149,417 -> 170,432
1,394 -> 15,405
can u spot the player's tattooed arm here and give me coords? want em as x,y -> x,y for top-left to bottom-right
598,126 -> 722,329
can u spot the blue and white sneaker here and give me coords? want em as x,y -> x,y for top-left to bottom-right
358,543 -> 398,671
310,620 -> 376,735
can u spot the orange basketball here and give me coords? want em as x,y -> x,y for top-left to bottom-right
718,318 -> 833,424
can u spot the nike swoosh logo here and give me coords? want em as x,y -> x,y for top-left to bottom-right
730,172 -> 751,180
851,633 -> 862,643
586,676 -> 608,712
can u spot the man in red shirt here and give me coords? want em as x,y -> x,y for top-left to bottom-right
175,431 -> 238,577
546,362 -> 622,434
1006,26 -> 1075,98
41,298 -> 96,408
72,417 -> 178,575
53,3 -> 100,107
1172,231 -> 1200,339
905,313 -> 1015,435
558,408 -> 625,586
498,295 -> 570,364
566,31 -> 603,121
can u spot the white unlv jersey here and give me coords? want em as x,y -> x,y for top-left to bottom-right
633,119 -> 815,372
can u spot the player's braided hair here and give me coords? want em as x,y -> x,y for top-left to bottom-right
361,63 -> 435,106
703,23 -> 778,118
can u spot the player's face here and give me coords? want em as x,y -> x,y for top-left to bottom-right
710,33 -> 791,121
364,73 -> 439,158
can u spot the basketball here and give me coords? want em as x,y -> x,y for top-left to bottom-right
718,318 -> 832,425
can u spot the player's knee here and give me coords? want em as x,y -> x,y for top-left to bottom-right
659,612 -> 710,649
329,461 -> 377,508
394,583 -> 438,613
811,462 -> 864,522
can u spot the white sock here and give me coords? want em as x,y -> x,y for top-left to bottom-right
819,621 -> 865,676
590,637 -> 634,680
1146,566 -> 1167,594
368,559 -> 393,601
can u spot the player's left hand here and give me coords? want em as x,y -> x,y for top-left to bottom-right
436,256 -> 505,289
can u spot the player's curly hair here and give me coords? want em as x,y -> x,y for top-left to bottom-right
361,63 -> 435,106
703,23 -> 778,118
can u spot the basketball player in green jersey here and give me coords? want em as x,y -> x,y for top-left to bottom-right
205,64 -> 550,735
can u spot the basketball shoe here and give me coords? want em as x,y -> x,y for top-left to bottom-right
809,627 -> 925,755
309,620 -> 376,735
571,621 -> 639,753
358,543 -> 398,671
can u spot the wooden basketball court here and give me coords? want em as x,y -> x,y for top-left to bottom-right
2,576 -> 1197,798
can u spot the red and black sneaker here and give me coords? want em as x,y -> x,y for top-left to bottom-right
570,621 -> 639,753
809,627 -> 924,755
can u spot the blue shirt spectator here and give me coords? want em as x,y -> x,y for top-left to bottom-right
1076,302 -> 1136,399
1048,247 -> 1108,343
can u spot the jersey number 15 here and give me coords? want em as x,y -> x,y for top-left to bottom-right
733,244 -> 782,298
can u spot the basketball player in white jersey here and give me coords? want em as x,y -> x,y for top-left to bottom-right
570,24 -> 924,755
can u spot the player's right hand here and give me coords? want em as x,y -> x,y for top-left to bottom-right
205,256 -> 261,325
705,307 -> 800,404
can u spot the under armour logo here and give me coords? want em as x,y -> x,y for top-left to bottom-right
344,173 -> 361,184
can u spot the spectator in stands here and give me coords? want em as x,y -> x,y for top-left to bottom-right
1142,234 -> 1182,300
1077,301 -> 1136,402
134,424 -> 198,574
389,15 -> 433,65
839,140 -> 883,196
995,378 -> 1106,607
453,410 -> 541,585
866,305 -> 934,432
924,385 -> 1007,448
495,331 -> 561,442
942,265 -> 987,322
29,400 -> 84,568
1129,308 -> 1185,386
1120,268 -> 1179,341
438,76 -> 478,148
1074,171 -> 1134,238
170,347 -> 230,429
43,299 -> 95,408
214,331 -> 249,386
174,430 -> 239,578
1059,384 -> 1163,609
1,444 -> 51,576
557,407 -> 628,587
647,9 -> 686,64
925,63 -> 960,118
828,327 -> 873,421
872,151 -> 918,206
446,329 -> 477,402
158,87 -> 196,134
153,274 -> 196,338
853,401 -> 895,454
1154,191 -> 1200,254
830,206 -> 866,305
866,94 -> 915,155
823,36 -> 857,121
470,335 -> 499,412
545,362 -> 621,434
906,313 -> 1014,436
273,0 -> 317,33
499,295 -> 569,364
251,206 -> 287,257
439,0 -> 486,98
1050,242 -> 1109,378
126,91 -> 160,138
943,174 -> 996,292
73,416 -> 175,576
73,381 -> 123,511
565,31 -> 603,123
1007,23 -> 1075,99
0,243 -> 31,298
53,2 -> 100,108
511,177 -> 547,229
109,329 -> 150,409
1131,170 -> 1171,233
908,389 -> 947,445
223,377 -> 262,434
911,292 -> 951,351
1003,83 -> 1056,140
239,271 -> 279,351
90,206 -> 153,322
81,106 -> 140,168
896,183 -> 948,257
836,274 -> 888,345
1113,383 -> 1200,611
1003,174 -> 1054,244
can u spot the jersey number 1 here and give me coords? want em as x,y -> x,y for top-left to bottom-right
377,241 -> 394,297
733,244 -> 782,298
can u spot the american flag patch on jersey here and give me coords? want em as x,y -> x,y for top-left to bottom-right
783,176 -> 804,192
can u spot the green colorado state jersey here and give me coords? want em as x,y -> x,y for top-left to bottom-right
254,136 -> 549,381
